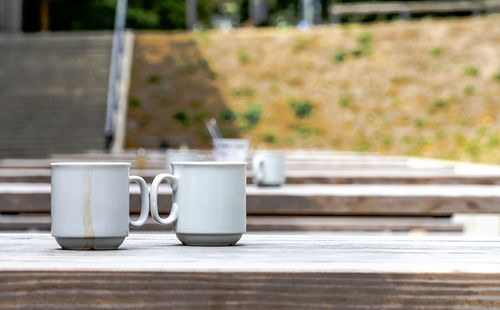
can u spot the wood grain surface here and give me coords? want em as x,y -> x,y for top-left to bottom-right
3,167 -> 500,184
0,233 -> 499,309
0,214 -> 463,232
2,183 -> 500,215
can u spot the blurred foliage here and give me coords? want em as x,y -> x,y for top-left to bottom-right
288,98 -> 313,119
217,108 -> 237,121
261,132 -> 278,143
463,66 -> 480,77
148,74 -> 162,84
239,103 -> 262,130
238,50 -> 250,64
463,84 -> 475,96
429,47 -> 443,58
23,0 -> 469,31
231,86 -> 254,97
338,95 -> 352,108
172,110 -> 190,127
331,50 -> 348,63
129,96 -> 141,107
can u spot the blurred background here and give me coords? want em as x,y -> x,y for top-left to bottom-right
1,0 -> 500,235
0,0 -> 498,162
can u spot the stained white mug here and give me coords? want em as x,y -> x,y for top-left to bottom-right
150,162 -> 246,246
252,151 -> 285,186
51,162 -> 149,250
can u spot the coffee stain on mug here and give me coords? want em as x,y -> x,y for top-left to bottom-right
82,168 -> 95,249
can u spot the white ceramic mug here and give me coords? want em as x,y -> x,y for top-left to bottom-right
51,162 -> 149,250
252,152 -> 285,186
150,162 -> 246,246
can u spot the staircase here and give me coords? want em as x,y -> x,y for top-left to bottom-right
0,32 -> 112,158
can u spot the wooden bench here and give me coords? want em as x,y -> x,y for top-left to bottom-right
329,0 -> 500,22
4,167 -> 500,184
4,182 -> 500,233
1,232 -> 499,309
2,183 -> 500,215
2,152 -> 499,233
0,214 -> 463,233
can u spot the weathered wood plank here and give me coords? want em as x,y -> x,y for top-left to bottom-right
4,167 -> 500,184
1,233 -> 500,309
2,183 -> 500,215
1,271 -> 500,309
0,214 -> 463,232
1,233 -> 500,273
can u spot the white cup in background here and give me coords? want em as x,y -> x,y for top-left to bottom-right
150,162 -> 246,246
252,151 -> 285,187
51,162 -> 149,250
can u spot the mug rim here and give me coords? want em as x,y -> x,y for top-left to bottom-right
50,162 -> 131,167
172,161 -> 246,166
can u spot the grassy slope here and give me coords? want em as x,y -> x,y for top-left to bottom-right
127,15 -> 500,163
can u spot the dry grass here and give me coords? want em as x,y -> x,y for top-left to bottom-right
127,15 -> 500,163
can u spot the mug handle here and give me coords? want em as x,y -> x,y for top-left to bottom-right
150,173 -> 179,225
255,158 -> 265,181
129,176 -> 150,228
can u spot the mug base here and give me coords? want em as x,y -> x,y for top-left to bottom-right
55,237 -> 125,250
256,182 -> 283,187
176,233 -> 242,246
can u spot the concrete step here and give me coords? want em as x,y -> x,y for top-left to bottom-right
0,32 -> 112,158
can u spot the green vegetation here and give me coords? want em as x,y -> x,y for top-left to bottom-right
239,103 -> 262,130
331,50 -> 348,63
288,98 -> 313,119
262,133 -> 278,144
148,74 -> 162,84
413,118 -> 426,128
338,95 -> 352,108
172,110 -> 190,127
238,50 -> 250,65
463,84 -> 475,95
463,66 -> 480,77
357,31 -> 373,46
428,98 -> 449,113
390,75 -> 411,84
129,96 -> 141,107
493,72 -> 500,82
293,125 -> 320,139
488,133 -> 500,148
429,47 -> 443,58
217,109 -> 237,122
231,86 -> 254,98
355,137 -> 372,152
375,131 -> 392,148
352,31 -> 373,57
293,38 -> 315,52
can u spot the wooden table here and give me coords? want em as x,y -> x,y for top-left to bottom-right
1,232 -> 499,309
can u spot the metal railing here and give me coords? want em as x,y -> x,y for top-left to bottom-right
105,0 -> 128,150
